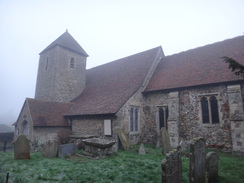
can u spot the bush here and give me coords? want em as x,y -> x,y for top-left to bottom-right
57,129 -> 71,144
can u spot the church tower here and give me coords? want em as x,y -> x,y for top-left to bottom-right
35,31 -> 88,102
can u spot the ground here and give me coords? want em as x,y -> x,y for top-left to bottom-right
0,145 -> 243,183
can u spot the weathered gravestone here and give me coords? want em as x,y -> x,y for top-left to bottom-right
12,134 -> 30,159
161,127 -> 171,155
206,152 -> 219,183
118,130 -> 131,150
58,143 -> 76,158
161,149 -> 182,183
42,140 -> 59,158
189,137 -> 206,183
138,143 -> 146,155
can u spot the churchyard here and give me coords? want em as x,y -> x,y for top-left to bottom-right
0,144 -> 244,183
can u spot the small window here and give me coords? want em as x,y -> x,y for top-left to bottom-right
158,106 -> 169,130
200,95 -> 219,124
45,57 -> 48,70
130,107 -> 139,132
70,58 -> 74,69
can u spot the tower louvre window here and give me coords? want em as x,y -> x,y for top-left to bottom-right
70,58 -> 74,69
45,57 -> 48,70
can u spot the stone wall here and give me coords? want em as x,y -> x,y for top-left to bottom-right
70,83 -> 244,152
178,85 -> 232,150
142,84 -> 238,150
32,126 -> 70,150
142,91 -> 180,147
72,117 -> 105,137
35,46 -> 87,102
14,101 -> 34,141
227,84 -> 244,153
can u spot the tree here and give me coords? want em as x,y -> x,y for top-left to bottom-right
222,56 -> 244,78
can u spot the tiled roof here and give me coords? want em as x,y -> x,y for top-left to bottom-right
27,98 -> 74,127
39,31 -> 88,56
68,47 -> 162,116
145,36 -> 244,92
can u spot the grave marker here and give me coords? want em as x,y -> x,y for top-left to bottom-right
161,127 -> 171,155
42,140 -> 59,158
161,149 -> 182,183
12,134 -> 30,160
138,143 -> 146,155
189,137 -> 206,183
58,143 -> 76,158
206,152 -> 219,183
117,130 -> 131,150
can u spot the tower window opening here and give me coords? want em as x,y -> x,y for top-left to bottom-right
45,57 -> 48,70
70,58 -> 75,69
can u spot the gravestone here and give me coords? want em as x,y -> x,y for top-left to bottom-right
161,127 -> 171,155
58,143 -> 76,158
118,130 -> 131,150
189,137 -> 206,183
206,152 -> 219,183
161,149 -> 182,183
138,143 -> 146,155
12,134 -> 30,159
42,140 -> 59,158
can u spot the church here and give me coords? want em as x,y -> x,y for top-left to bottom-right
14,31 -> 244,153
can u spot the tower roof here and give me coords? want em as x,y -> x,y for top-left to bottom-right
40,31 -> 89,56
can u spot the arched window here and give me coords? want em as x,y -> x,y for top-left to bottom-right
158,106 -> 169,130
130,107 -> 139,132
130,108 -> 134,131
210,96 -> 219,124
201,97 -> 209,124
22,120 -> 29,136
70,58 -> 74,69
200,95 -> 219,124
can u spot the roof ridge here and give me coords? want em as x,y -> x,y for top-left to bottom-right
87,46 -> 162,71
166,35 -> 244,57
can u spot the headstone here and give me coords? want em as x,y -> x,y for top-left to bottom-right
156,139 -> 161,148
161,127 -> 171,155
179,140 -> 190,151
138,143 -> 146,155
42,140 -> 59,158
189,137 -> 206,183
58,143 -> 76,158
206,152 -> 219,183
12,134 -> 30,159
161,149 -> 182,183
117,130 -> 131,150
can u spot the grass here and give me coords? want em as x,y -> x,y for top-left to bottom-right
0,145 -> 243,183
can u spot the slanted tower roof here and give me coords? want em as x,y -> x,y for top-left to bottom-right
40,30 -> 88,56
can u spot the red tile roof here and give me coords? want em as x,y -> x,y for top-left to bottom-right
40,31 -> 88,56
27,98 -> 74,127
67,47 -> 163,116
145,36 -> 244,92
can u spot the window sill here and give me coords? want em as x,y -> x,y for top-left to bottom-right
129,131 -> 140,135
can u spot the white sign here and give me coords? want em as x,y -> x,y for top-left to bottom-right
104,119 -> 112,136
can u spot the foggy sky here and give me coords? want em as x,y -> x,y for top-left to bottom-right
0,0 -> 244,126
